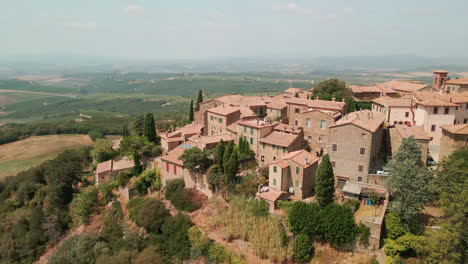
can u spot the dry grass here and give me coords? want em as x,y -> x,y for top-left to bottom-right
205,196 -> 292,263
353,204 -> 383,223
0,134 -> 92,178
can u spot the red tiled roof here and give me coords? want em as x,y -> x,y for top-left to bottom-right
412,91 -> 459,107
112,157 -> 135,171
256,189 -> 286,202
274,124 -> 303,134
96,160 -> 112,174
259,131 -> 300,147
160,146 -> 186,166
441,124 -> 468,135
445,78 -> 468,85
274,150 -> 319,168
267,101 -> 287,110
272,160 -> 290,168
381,80 -> 429,92
207,105 -> 240,116
285,97 -> 346,112
237,119 -> 278,128
395,125 -> 430,141
188,134 -> 234,147
372,97 -> 413,107
330,110 -> 385,133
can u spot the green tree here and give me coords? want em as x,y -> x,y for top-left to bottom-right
315,154 -> 335,207
189,99 -> 194,122
385,212 -> 406,240
195,90 -> 203,111
239,136 -> 245,154
137,198 -> 170,234
412,147 -> 467,264
132,114 -> 145,136
320,204 -> 357,246
122,124 -> 129,137
214,139 -> 225,172
293,234 -> 314,263
134,169 -> 162,194
180,147 -> 212,171
387,137 -> 432,227
70,186 -> 99,225
312,78 -> 352,101
223,141 -> 234,173
120,135 -> 154,174
226,150 -> 239,182
88,130 -> 105,141
48,233 -> 108,264
160,213 -> 193,261
133,246 -> 163,264
143,113 -> 158,144
91,138 -> 116,163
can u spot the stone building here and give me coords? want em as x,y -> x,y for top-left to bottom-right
160,123 -> 203,153
293,109 -> 342,153
257,124 -> 304,167
95,157 -> 135,185
444,78 -> 468,93
286,97 -> 347,128
256,150 -> 319,211
390,125 -> 430,162
206,105 -> 241,136
236,119 -> 278,155
371,97 -> 414,126
439,124 -> 468,160
349,84 -> 398,100
328,110 -> 385,187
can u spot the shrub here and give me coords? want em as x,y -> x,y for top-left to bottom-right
343,198 -> 360,213
98,183 -> 114,205
116,171 -> 130,187
134,169 -> 161,194
293,234 -> 314,263
160,213 -> 193,261
247,198 -> 269,217
48,233 -> 108,264
385,212 -> 406,240
188,226 -> 212,257
288,202 -> 322,236
357,223 -> 371,245
133,246 -> 163,264
70,186 -> 99,225
89,130 -> 105,141
127,197 -> 143,224
320,204 -> 357,246
165,179 -> 200,212
137,198 -> 170,234
384,233 -> 417,257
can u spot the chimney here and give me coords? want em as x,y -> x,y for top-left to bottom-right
332,97 -> 336,102
305,157 -> 309,164
315,96 -> 319,100
342,98 -> 345,102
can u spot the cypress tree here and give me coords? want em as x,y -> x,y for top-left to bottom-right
226,149 -> 239,182
123,124 -> 129,137
189,100 -> 194,122
223,141 -> 234,173
215,139 -> 225,172
315,154 -> 335,207
239,137 -> 245,154
132,114 -> 145,136
195,90 -> 203,111
143,113 -> 157,143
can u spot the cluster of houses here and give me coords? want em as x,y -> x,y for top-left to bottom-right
95,70 -> 468,211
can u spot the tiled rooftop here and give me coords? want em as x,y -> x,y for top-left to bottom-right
330,110 -> 385,133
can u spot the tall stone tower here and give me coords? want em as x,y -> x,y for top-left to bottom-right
433,70 -> 448,90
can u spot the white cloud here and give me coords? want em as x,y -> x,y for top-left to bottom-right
124,4 -> 146,17
272,2 -> 354,20
63,21 -> 97,29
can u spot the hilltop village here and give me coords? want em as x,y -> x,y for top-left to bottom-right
90,70 -> 468,263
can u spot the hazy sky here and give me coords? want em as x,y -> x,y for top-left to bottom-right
1,0 -> 468,59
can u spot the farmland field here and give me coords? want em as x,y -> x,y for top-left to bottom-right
0,134 -> 92,178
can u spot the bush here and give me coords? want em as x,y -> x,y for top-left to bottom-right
188,226 -> 212,258
116,171 -> 130,187
385,212 -> 406,240
134,169 -> 162,194
89,130 -> 105,141
127,197 -> 143,224
357,223 -> 371,245
288,202 -> 322,236
320,204 -> 357,246
293,234 -> 314,263
48,233 -> 108,264
137,198 -> 170,234
384,233 -> 417,257
161,213 -> 193,261
343,198 -> 360,213
165,179 -> 200,212
70,186 -> 99,225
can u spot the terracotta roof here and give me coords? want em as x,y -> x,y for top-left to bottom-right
112,157 -> 135,171
349,84 -> 396,94
214,94 -> 273,107
285,97 -> 346,112
273,150 -> 319,168
239,106 -> 256,117
395,125 -> 430,141
267,101 -> 287,110
330,110 -> 385,133
188,134 -> 234,147
96,160 -> 112,174
412,91 -> 459,107
161,145 -> 188,166
272,160 -> 290,168
256,189 -> 286,202
445,78 -> 468,85
381,80 -> 429,92
274,124 -> 303,134
226,123 -> 237,132
434,70 -> 448,73
259,131 -> 300,147
237,119 -> 278,128
441,124 -> 468,135
343,182 -> 363,195
207,105 -> 240,116
372,97 -> 413,107
298,109 -> 342,119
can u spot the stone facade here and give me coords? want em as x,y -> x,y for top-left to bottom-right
439,125 -> 468,160
328,110 -> 385,185
257,125 -> 304,167
389,125 -> 430,162
206,106 -> 241,136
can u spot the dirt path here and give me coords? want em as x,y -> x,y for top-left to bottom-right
0,89 -> 75,97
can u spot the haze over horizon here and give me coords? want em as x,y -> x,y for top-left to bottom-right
2,0 -> 468,60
